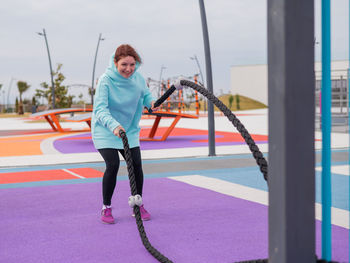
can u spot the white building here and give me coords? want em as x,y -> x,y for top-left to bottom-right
230,60 -> 349,106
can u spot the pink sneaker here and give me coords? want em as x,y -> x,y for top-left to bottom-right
101,208 -> 115,224
140,205 -> 151,221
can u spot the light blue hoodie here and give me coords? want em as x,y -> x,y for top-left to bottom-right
91,53 -> 154,149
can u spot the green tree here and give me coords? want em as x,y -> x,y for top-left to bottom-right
35,64 -> 74,109
236,94 -> 240,110
228,95 -> 234,110
17,81 -> 30,114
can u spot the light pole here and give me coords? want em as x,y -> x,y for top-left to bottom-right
91,33 -> 105,105
158,65 -> 166,97
37,28 -> 55,109
198,0 -> 216,156
6,77 -> 15,111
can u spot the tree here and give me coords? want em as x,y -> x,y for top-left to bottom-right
17,81 -> 30,114
35,64 -> 74,109
15,97 -> 19,113
236,94 -> 240,110
228,95 -> 234,110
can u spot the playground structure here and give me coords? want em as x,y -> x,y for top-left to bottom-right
141,75 -> 201,141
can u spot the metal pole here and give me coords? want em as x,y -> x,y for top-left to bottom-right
6,77 -> 15,111
38,29 -> 55,109
268,0 -> 315,262
348,1 -> 350,262
91,33 -> 104,105
198,0 -> 215,156
321,0 -> 332,260
158,65 -> 166,97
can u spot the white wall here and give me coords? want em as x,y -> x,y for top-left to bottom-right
230,64 -> 267,105
230,60 -> 350,106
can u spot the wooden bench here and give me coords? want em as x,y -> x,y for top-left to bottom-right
31,108 -> 93,132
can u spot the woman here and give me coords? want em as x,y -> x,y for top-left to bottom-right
92,44 -> 157,224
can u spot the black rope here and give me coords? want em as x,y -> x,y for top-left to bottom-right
148,85 -> 177,113
120,130 -> 173,263
152,80 -> 268,181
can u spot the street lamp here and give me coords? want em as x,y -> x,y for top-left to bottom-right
91,33 -> 105,105
37,28 -> 55,109
6,77 -> 15,111
158,65 -> 166,97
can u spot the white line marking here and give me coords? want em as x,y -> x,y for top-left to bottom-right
316,165 -> 349,176
169,175 -> 349,229
62,169 -> 85,179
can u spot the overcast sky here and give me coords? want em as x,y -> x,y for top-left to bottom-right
0,0 -> 348,105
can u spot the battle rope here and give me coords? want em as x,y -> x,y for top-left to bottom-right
120,81 -> 334,263
151,79 -> 268,181
120,130 -> 173,263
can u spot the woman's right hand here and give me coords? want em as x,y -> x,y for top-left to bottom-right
113,125 -> 125,137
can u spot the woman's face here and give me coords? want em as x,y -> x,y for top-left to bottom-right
115,56 -> 136,78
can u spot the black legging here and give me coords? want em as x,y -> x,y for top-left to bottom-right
98,147 -> 144,206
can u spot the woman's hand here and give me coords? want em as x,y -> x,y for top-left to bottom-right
150,101 -> 159,112
113,125 -> 125,137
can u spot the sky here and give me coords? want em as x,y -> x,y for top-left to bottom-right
0,0 -> 349,105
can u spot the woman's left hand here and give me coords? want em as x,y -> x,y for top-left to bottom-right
150,101 -> 159,112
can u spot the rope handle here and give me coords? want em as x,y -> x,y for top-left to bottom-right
148,85 -> 177,113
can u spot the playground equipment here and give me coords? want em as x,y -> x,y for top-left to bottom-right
141,75 -> 201,141
30,108 -> 92,132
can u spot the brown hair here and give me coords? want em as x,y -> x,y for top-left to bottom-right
114,44 -> 142,64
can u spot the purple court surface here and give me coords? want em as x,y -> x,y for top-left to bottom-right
1,177 -> 348,263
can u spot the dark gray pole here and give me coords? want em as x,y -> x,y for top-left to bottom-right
198,0 -> 215,156
268,0 -> 315,262
6,77 -> 15,110
38,29 -> 55,109
91,33 -> 104,105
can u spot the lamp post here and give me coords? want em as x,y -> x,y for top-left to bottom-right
198,0 -> 216,156
37,28 -> 55,109
6,77 -> 15,111
91,33 -> 105,105
158,65 -> 166,97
